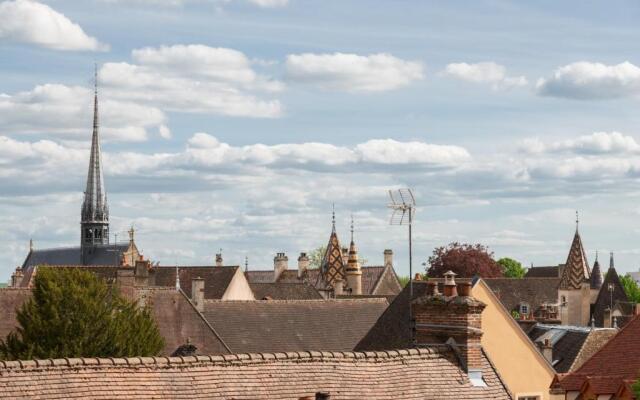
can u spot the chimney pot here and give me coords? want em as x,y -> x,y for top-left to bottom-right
191,277 -> 205,312
298,252 -> 310,278
215,253 -> 223,267
384,249 -> 393,266
457,282 -> 471,297
414,273 -> 422,281
427,281 -> 437,296
274,252 -> 289,281
443,270 -> 458,297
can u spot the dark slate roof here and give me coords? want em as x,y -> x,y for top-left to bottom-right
250,283 -> 322,300
246,266 -> 396,296
355,280 -> 430,351
484,278 -> 560,313
154,266 -> 240,299
592,267 -> 629,327
590,259 -> 604,289
22,244 -> 129,269
200,298 -> 389,353
529,326 -> 589,373
524,265 -> 562,278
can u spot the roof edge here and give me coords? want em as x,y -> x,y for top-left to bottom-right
0,347 -> 443,371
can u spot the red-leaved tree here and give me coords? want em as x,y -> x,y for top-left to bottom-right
426,242 -> 503,278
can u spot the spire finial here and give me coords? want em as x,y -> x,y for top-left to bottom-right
331,203 -> 336,232
350,214 -> 354,243
610,251 -> 614,269
245,256 -> 249,271
595,250 -> 599,262
575,210 -> 579,232
29,238 -> 33,252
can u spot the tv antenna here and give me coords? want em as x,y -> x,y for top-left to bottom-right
387,188 -> 416,344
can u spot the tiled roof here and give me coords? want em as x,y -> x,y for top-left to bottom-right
484,277 -> 560,314
590,259 -> 603,289
0,348 -> 510,399
525,265 -> 562,278
21,244 -> 129,269
247,266 -> 398,296
320,229 -> 346,287
200,299 -> 389,353
559,231 -> 591,290
592,266 -> 628,327
553,315 -> 640,393
569,329 -> 617,371
154,266 -> 240,299
0,288 -> 31,344
250,283 -> 322,300
355,280 -> 429,351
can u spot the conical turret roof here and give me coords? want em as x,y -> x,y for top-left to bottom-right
559,229 -> 591,290
590,252 -> 603,289
320,210 -> 346,286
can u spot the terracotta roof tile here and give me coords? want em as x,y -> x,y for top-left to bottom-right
0,348 -> 510,399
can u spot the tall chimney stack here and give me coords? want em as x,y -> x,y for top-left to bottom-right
191,277 -> 205,312
274,252 -> 288,281
384,249 -> 393,267
412,273 -> 486,382
298,252 -> 310,278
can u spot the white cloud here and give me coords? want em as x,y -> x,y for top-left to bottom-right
355,139 -> 470,165
0,0 -> 108,51
285,52 -> 424,92
442,62 -> 527,90
0,83 -> 167,141
101,44 -> 283,118
248,0 -> 288,7
520,132 -> 640,155
536,61 -> 640,99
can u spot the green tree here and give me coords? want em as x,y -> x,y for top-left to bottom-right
633,379 -> 640,399
309,245 -> 327,269
0,267 -> 164,361
497,257 -> 527,278
398,276 -> 410,288
620,274 -> 640,303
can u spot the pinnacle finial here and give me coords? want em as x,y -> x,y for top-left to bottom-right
595,250 -> 598,262
331,203 -> 336,232
94,63 -> 98,95
245,256 -> 249,271
575,210 -> 579,231
29,238 -> 33,252
350,214 -> 354,243
610,251 -> 614,269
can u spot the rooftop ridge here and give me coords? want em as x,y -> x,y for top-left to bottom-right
156,265 -> 240,269
203,298 -> 389,304
537,324 -> 618,333
485,277 -> 562,281
0,348 -> 440,371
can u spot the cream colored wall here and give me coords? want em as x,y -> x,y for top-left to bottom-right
474,280 -> 562,400
560,286 -> 591,326
221,268 -> 255,300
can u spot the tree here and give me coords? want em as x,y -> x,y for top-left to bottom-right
620,274 -> 640,303
309,245 -> 327,269
426,242 -> 503,278
398,276 -> 410,288
497,257 -> 526,278
0,267 -> 164,361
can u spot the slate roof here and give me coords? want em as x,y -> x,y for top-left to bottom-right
153,266 -> 240,299
590,259 -> 603,289
0,348 -> 510,400
249,283 -> 322,300
592,266 -> 629,327
21,244 -> 129,269
484,277 -> 560,314
559,230 -> 591,290
525,265 -> 562,278
200,298 -> 389,353
553,315 -> 640,395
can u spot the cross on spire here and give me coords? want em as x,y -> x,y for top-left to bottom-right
575,210 -> 579,232
331,203 -> 336,232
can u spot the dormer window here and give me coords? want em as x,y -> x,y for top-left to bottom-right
519,303 -> 530,316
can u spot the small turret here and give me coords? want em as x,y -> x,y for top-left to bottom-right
345,215 -> 362,295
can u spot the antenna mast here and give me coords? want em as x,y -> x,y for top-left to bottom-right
387,188 -> 416,344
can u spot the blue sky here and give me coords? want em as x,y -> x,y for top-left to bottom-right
2,0 -> 640,280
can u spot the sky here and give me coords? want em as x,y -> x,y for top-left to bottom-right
2,0 -> 640,280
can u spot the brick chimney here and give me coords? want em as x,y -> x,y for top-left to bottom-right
274,252 -> 288,280
215,253 -> 223,267
298,252 -> 310,278
384,249 -> 393,267
191,277 -> 205,312
10,267 -> 23,287
412,274 -> 486,382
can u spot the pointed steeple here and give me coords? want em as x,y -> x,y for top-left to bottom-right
347,215 -> 360,271
590,251 -> 603,289
559,217 -> 591,290
320,208 -> 346,287
81,65 -> 109,253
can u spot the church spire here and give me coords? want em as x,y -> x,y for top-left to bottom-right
81,65 -> 109,253
559,218 -> 591,290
